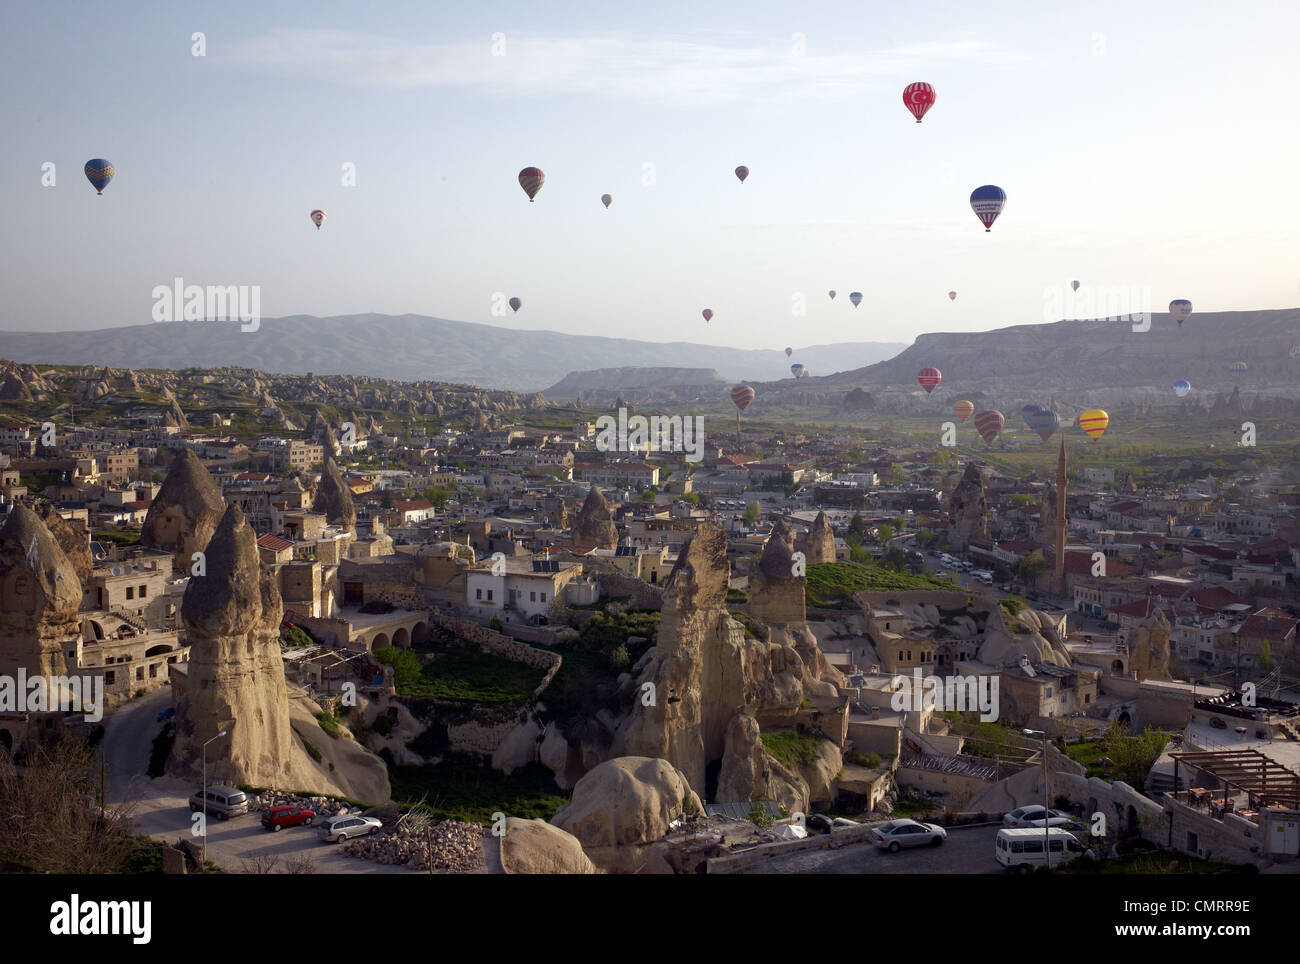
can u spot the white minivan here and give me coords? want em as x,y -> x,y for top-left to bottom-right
995,827 -> 1089,872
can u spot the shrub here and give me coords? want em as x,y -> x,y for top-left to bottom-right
147,722 -> 175,778
316,711 -> 341,739
372,714 -> 393,737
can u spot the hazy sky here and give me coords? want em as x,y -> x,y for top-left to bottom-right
3,0 -> 1297,354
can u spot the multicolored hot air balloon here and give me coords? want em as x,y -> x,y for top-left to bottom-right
1173,379 -> 1191,397
1020,403 -> 1043,426
518,167 -> 545,202
508,297 -> 522,312
1027,409 -> 1060,441
785,347 -> 793,357
310,209 -> 325,230
953,400 -> 974,421
948,291 -> 957,301
601,194 -> 612,209
791,363 -> 805,379
917,368 -> 942,393
702,308 -> 713,323
1071,280 -> 1080,292
973,410 -> 1005,444
970,185 -> 1006,232
730,385 -> 755,410
1229,360 -> 1248,374
1169,300 -> 1193,326
1078,409 -> 1110,440
849,292 -> 862,308
828,290 -> 836,300
734,166 -> 749,183
84,159 -> 114,194
902,82 -> 936,123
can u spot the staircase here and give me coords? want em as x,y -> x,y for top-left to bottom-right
1279,718 -> 1300,743
108,606 -> 150,634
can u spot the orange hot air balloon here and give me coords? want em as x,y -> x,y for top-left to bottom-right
518,167 -> 545,201
917,367 -> 942,393
953,400 -> 974,421
1078,409 -> 1109,440
730,385 -> 755,410
735,165 -> 749,183
973,410 -> 1005,443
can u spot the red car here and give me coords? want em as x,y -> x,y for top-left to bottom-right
262,805 -> 317,832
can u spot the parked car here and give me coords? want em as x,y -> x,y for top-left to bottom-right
319,814 -> 384,843
995,827 -> 1090,872
1209,716 -> 1227,729
870,818 -> 947,852
262,804 -> 317,832
1003,806 -> 1073,828
156,707 -> 175,722
188,785 -> 249,821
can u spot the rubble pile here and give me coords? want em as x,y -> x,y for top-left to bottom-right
342,819 -> 485,872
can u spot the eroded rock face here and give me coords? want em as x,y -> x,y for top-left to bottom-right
749,520 -> 804,624
947,462 -> 988,551
313,457 -> 356,532
550,756 -> 702,873
37,504 -> 92,589
0,506 -> 79,680
613,521 -> 803,799
141,449 -> 226,572
169,504 -> 388,801
571,485 -> 618,549
501,818 -> 599,874
1128,609 -> 1172,682
803,511 -> 836,564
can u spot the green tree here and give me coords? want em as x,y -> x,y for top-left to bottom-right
744,502 -> 761,522
1259,640 -> 1273,674
1017,551 -> 1047,583
848,513 -> 867,541
876,523 -> 894,543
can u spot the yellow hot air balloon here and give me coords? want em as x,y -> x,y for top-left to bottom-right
1078,409 -> 1109,440
953,400 -> 974,421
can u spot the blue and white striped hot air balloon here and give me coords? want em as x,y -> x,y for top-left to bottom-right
1173,379 -> 1191,397
970,185 -> 1006,232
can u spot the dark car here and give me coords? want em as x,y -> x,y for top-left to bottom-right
262,805 -> 317,832
156,708 -> 175,722
1209,716 -> 1227,729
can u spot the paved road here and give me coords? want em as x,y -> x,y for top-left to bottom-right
740,825 -> 1009,874
101,687 -> 172,802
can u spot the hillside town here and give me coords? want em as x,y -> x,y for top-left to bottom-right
0,367 -> 1297,876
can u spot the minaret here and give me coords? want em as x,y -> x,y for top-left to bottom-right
1054,438 -> 1068,595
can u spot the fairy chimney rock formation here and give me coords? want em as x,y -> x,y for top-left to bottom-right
313,458 -> 356,533
37,504 -> 93,589
140,449 -> 227,574
168,504 -> 389,800
748,519 -> 805,624
0,506 -> 80,680
802,511 -> 836,564
571,485 -> 618,549
947,462 -> 988,551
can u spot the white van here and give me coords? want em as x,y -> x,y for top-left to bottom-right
995,827 -> 1088,872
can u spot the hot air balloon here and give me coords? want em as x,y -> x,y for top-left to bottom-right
1169,300 -> 1193,326
1173,379 -> 1191,397
1229,360 -> 1248,374
1071,280 -> 1080,292
973,410 -> 1005,444
785,347 -> 793,357
953,400 -> 974,422
1020,403 -> 1044,430
730,385 -> 755,410
310,209 -> 325,230
828,290 -> 836,300
518,167 -> 545,202
970,185 -> 1006,232
902,82 -> 936,123
508,297 -> 522,312
702,308 -> 713,323
601,193 -> 612,209
849,292 -> 862,308
1078,409 -> 1110,440
1027,409 -> 1061,442
84,159 -> 114,195
917,368 -> 942,394
791,364 -> 805,379
948,291 -> 957,301
735,166 -> 749,184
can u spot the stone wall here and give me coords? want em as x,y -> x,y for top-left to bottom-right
594,572 -> 663,610
895,764 -> 989,807
430,613 -> 561,699
1053,772 -> 1167,844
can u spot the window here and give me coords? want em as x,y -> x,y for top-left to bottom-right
105,671 -> 115,685
486,590 -> 493,601
125,587 -> 134,600
1045,687 -> 1052,698
540,592 -> 546,602
476,588 -> 482,600
530,592 -> 536,602
1022,840 -> 1043,853
139,585 -> 147,598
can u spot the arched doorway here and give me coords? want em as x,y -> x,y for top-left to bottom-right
1111,659 -> 1125,674
145,644 -> 172,658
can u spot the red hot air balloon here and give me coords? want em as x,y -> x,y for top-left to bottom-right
902,82 -> 936,123
702,309 -> 714,323
734,166 -> 749,183
518,167 -> 545,201
973,410 -> 1005,443
917,367 -> 942,393
785,347 -> 793,357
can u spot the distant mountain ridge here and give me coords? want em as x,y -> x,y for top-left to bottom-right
0,314 -> 906,392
